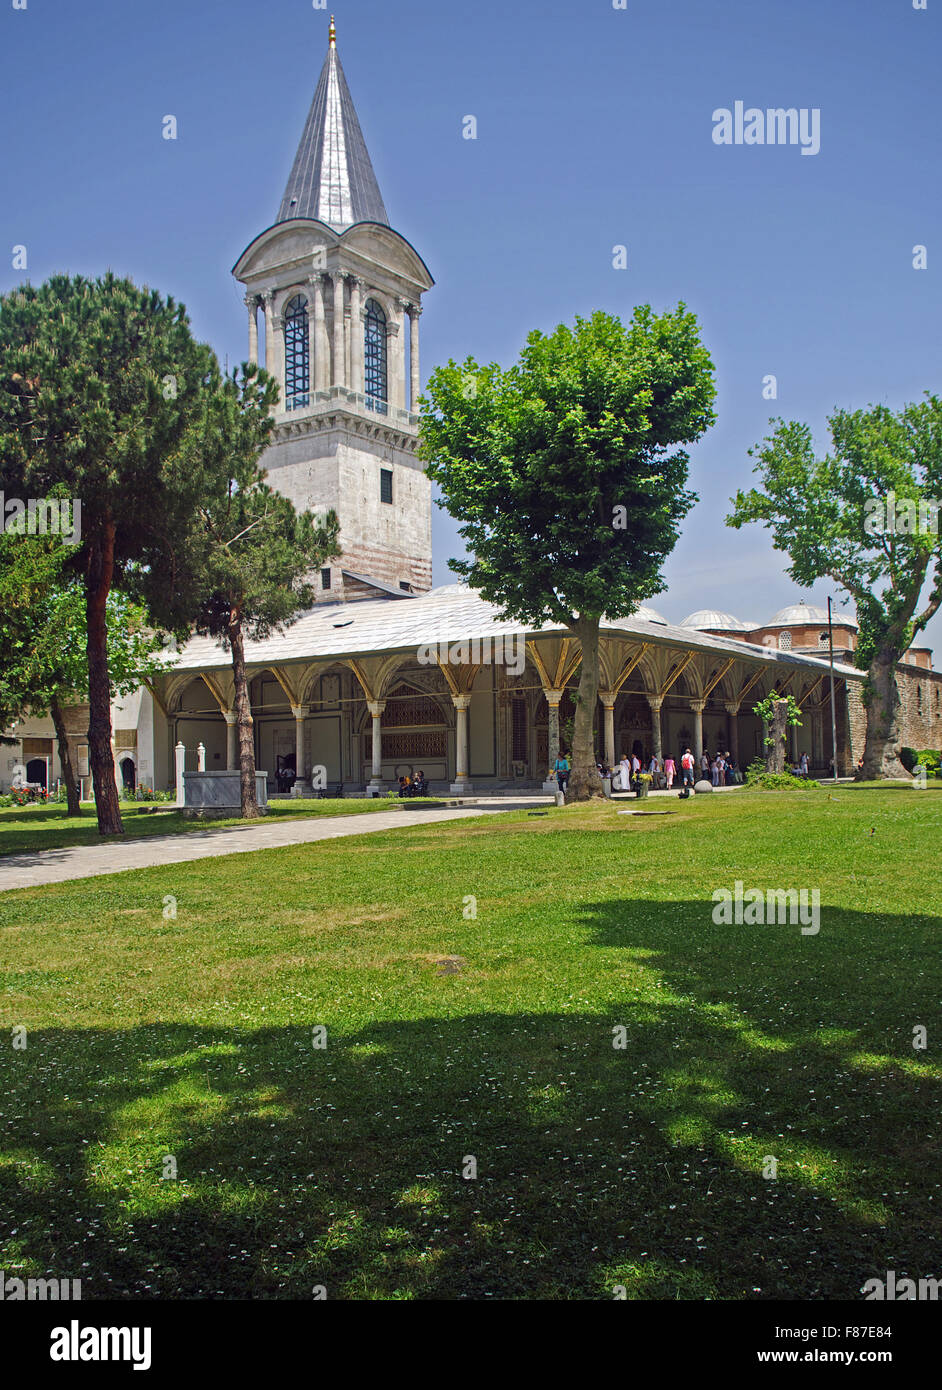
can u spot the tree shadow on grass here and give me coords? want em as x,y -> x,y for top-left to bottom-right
1,894 -> 940,1303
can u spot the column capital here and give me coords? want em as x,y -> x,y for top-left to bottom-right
408,301 -> 423,319
690,699 -> 707,713
260,289 -> 275,307
223,710 -> 238,726
646,694 -> 664,711
244,292 -> 259,310
724,701 -> 741,716
452,694 -> 472,711
367,700 -> 386,718
543,687 -> 565,707
290,704 -> 310,720
597,689 -> 616,709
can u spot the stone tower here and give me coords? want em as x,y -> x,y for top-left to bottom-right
233,16 -> 434,600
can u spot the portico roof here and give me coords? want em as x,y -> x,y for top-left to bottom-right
165,582 -> 864,682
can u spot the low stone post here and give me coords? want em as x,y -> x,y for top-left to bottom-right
175,741 -> 186,807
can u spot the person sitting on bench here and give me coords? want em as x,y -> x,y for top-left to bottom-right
412,770 -> 428,795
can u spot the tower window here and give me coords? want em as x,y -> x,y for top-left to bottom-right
380,468 -> 393,504
284,295 -> 310,411
321,568 -> 332,590
364,298 -> 388,414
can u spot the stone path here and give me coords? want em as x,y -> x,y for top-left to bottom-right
0,799 -> 550,894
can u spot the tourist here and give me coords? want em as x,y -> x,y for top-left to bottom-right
799,751 -> 809,777
413,770 -> 428,794
554,751 -> 570,793
681,747 -> 695,789
664,754 -> 676,790
700,750 -> 710,780
618,754 -> 631,791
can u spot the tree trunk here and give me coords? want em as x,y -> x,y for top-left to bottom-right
567,615 -> 604,802
85,519 -> 123,836
859,646 -> 909,779
767,699 -> 788,774
50,692 -> 81,816
229,610 -> 260,818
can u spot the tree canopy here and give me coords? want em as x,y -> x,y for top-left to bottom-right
728,396 -> 942,777
419,306 -> 716,797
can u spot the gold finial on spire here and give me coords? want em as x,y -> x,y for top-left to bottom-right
328,15 -> 336,47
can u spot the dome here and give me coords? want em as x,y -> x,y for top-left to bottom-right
631,604 -> 668,625
680,609 -> 752,632
767,600 -> 858,629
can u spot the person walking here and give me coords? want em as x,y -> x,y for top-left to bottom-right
681,747 -> 695,791
554,751 -> 570,794
664,754 -> 676,790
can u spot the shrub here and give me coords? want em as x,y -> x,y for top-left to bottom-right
745,759 -> 819,790
915,750 -> 942,779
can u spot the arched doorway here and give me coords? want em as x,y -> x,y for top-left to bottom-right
25,757 -> 48,790
120,757 -> 136,794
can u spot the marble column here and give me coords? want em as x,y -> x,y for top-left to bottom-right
224,712 -> 237,771
691,699 -> 706,765
305,280 -> 318,397
647,695 -> 663,762
392,300 -> 408,410
332,272 -> 346,389
245,295 -> 259,366
450,694 -> 473,794
349,277 -> 363,394
312,275 -> 329,391
725,702 -> 740,763
408,302 -> 422,411
262,289 -> 273,378
291,705 -> 309,783
541,688 -> 564,793
367,700 -> 386,789
599,691 -> 616,767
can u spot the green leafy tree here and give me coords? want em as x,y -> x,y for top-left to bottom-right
0,273 -> 218,834
0,529 -> 170,813
418,307 -> 716,799
187,365 -> 340,818
728,397 -> 942,778
753,689 -> 803,774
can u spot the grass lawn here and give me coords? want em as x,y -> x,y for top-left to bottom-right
0,785 -> 939,1300
0,797 -> 442,858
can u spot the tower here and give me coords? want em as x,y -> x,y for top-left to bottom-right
233,16 -> 434,600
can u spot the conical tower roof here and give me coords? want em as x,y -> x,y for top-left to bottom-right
276,16 -> 389,231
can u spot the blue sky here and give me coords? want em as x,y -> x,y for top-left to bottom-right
3,0 -> 940,646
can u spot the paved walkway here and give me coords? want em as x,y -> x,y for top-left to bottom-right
0,799 -> 550,894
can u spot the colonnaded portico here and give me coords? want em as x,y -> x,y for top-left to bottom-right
144,583 -> 865,795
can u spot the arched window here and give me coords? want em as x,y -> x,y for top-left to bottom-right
364,298 -> 388,414
284,295 -> 310,411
